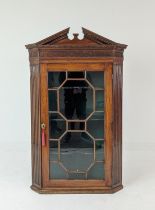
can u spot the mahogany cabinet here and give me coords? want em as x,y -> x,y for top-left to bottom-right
25,28 -> 127,193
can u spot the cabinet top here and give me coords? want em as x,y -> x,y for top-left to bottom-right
25,28 -> 127,62
25,27 -> 127,50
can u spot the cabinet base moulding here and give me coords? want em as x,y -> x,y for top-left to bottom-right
30,184 -> 123,194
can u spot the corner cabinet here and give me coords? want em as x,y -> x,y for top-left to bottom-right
25,27 -> 127,194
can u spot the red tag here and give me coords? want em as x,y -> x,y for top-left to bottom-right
42,129 -> 45,146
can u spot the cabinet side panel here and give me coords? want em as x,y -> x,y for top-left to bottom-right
112,64 -> 123,186
30,65 -> 42,187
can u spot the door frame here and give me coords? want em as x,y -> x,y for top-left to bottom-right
40,60 -> 113,189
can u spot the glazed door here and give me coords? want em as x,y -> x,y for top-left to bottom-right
41,62 -> 112,189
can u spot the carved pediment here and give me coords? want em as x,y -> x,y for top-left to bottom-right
25,27 -> 127,49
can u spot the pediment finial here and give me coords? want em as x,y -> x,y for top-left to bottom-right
73,33 -> 79,39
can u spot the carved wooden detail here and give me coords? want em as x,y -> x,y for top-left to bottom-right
39,49 -> 123,58
26,27 -> 127,49
112,64 -> 123,186
30,65 -> 42,187
26,27 -> 127,64
82,28 -> 126,47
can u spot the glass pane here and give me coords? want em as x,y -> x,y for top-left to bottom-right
68,71 -> 85,78
87,162 -> 104,179
60,132 -> 94,172
48,90 -> 57,111
68,121 -> 85,130
49,162 -> 67,179
69,173 -> 86,180
87,112 -> 104,139
48,70 -> 105,180
95,140 -> 104,161
49,113 -> 66,139
48,72 -> 66,88
59,80 -> 93,119
49,141 -> 59,161
86,72 -> 104,88
96,90 -> 104,111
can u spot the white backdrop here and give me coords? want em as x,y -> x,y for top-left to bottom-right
0,0 -> 155,210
